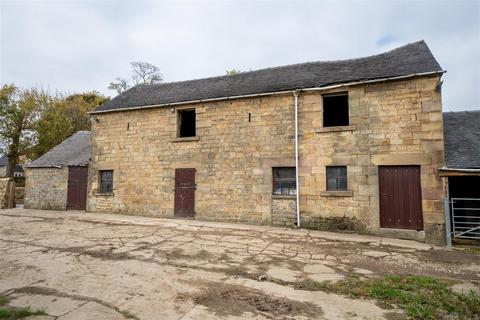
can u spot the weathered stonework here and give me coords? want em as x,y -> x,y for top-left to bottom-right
0,178 -> 11,208
0,166 -> 7,177
298,76 -> 445,244
88,76 -> 446,244
15,187 -> 25,205
271,197 -> 296,227
24,167 -> 68,210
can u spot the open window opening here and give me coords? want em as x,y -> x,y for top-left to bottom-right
323,93 -> 349,127
178,109 -> 196,137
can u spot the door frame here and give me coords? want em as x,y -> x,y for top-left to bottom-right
174,168 -> 196,218
67,166 -> 88,210
378,165 -> 424,230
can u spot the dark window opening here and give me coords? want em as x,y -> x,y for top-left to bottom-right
273,167 -> 296,196
178,109 -> 196,137
326,166 -> 347,191
99,170 -> 113,193
323,93 -> 349,127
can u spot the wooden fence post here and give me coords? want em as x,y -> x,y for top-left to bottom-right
8,180 -> 15,209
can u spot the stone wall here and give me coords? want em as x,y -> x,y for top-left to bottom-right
88,95 -> 296,224
298,76 -> 445,244
0,177 -> 11,208
271,197 -> 297,227
0,166 -> 6,177
24,167 -> 68,210
15,187 -> 25,205
88,75 -> 446,243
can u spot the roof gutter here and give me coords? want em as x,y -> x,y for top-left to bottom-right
90,70 -> 445,115
24,165 -> 63,169
439,167 -> 480,173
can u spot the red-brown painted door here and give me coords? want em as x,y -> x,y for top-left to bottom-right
67,166 -> 88,210
174,168 -> 196,218
378,165 -> 423,230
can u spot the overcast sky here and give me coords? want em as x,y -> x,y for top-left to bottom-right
1,1 -> 479,111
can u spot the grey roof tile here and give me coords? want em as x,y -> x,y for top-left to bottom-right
443,111 -> 480,169
94,40 -> 443,113
26,131 -> 90,168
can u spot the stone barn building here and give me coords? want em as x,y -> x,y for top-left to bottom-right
25,131 -> 90,210
88,41 -> 447,244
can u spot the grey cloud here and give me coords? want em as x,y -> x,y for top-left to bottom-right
0,1 -> 478,111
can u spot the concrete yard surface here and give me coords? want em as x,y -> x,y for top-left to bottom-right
0,208 -> 479,319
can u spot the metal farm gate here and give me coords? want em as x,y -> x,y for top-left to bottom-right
450,198 -> 480,240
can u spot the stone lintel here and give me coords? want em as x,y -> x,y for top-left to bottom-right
320,190 -> 353,197
315,124 -> 357,133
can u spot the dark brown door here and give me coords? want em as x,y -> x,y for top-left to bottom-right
378,165 -> 423,230
174,168 -> 196,218
67,166 -> 88,210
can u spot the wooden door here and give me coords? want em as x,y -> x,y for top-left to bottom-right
67,166 -> 88,210
378,165 -> 423,230
174,168 -> 196,218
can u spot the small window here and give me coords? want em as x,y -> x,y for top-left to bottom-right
323,93 -> 349,127
273,167 -> 296,196
99,170 -> 113,193
326,166 -> 347,191
178,109 -> 196,137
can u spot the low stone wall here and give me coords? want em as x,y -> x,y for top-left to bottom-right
271,197 -> 296,227
0,178 -> 11,208
24,167 -> 68,210
0,178 -> 17,209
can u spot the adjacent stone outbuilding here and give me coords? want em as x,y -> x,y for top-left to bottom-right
440,111 -> 480,243
25,131 -> 90,210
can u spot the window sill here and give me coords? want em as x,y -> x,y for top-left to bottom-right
315,124 -> 357,133
320,190 -> 353,197
272,194 -> 296,200
95,192 -> 114,197
171,136 -> 200,142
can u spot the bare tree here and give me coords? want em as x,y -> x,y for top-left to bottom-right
130,62 -> 163,85
109,62 -> 163,94
108,78 -> 129,94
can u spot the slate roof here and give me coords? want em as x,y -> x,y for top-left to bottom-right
0,156 -> 24,173
26,131 -> 91,168
443,111 -> 480,169
93,40 -> 443,113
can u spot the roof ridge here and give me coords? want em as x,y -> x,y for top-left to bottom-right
97,40 -> 443,113
132,40 -> 429,90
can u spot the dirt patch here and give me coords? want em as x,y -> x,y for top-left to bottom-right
6,286 -> 139,319
193,283 -> 323,319
416,249 -> 480,265
164,248 -> 213,261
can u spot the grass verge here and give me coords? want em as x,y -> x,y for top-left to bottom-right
294,275 -> 480,320
464,247 -> 480,256
0,294 -> 47,320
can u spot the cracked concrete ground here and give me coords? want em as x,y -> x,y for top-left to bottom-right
0,208 -> 479,320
